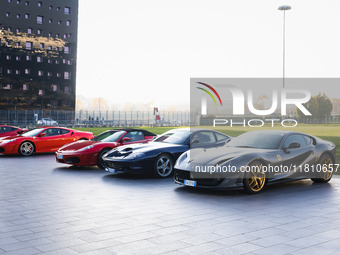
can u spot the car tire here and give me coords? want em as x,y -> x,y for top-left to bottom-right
97,149 -> 111,169
153,154 -> 174,178
243,160 -> 266,194
311,154 -> 334,183
18,141 -> 35,156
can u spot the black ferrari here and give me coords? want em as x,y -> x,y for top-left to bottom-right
174,130 -> 336,193
102,128 -> 231,177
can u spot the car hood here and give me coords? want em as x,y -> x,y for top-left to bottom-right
58,140 -> 115,151
105,142 -> 183,158
186,146 -> 270,165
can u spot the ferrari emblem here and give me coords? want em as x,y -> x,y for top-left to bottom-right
277,155 -> 281,161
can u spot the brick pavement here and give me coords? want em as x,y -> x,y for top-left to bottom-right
1,154 -> 340,254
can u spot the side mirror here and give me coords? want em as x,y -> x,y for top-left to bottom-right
17,130 -> 24,134
190,139 -> 200,146
288,142 -> 300,149
39,133 -> 47,137
121,137 -> 131,143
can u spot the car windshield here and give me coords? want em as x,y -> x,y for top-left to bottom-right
100,131 -> 125,142
227,132 -> 284,149
154,129 -> 189,144
92,131 -> 119,141
21,128 -> 44,137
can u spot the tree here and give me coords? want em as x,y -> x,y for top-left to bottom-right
297,93 -> 333,119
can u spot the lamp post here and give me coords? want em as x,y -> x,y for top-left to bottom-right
278,5 -> 291,88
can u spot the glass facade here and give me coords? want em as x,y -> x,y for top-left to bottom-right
0,0 -> 78,111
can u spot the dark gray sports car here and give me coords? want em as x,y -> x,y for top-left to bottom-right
174,130 -> 336,193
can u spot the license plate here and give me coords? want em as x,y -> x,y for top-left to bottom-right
184,180 -> 196,187
57,154 -> 64,159
105,168 -> 116,174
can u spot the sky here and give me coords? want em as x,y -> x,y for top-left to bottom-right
76,0 -> 340,110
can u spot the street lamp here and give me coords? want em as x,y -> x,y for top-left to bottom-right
278,5 -> 291,88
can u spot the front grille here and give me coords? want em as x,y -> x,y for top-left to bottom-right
106,161 -> 124,171
175,169 -> 224,187
175,169 -> 190,180
65,157 -> 80,164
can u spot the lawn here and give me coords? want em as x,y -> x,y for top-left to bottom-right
76,124 -> 340,164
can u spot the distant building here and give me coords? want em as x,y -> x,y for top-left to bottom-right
0,0 -> 78,111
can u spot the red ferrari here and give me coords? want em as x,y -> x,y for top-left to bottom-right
0,125 -> 28,138
0,127 -> 93,156
56,129 -> 156,169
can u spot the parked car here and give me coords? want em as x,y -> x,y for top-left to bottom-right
56,129 -> 156,168
37,118 -> 58,126
0,127 -> 93,156
102,128 -> 231,178
0,125 -> 28,138
174,130 -> 336,193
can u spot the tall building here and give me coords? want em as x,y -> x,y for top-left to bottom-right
0,0 -> 78,111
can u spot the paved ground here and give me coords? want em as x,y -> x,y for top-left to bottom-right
1,154 -> 340,255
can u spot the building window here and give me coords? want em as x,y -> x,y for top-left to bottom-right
16,14 -> 20,19
38,89 -> 44,95
47,59 -> 52,63
66,20 -> 71,26
48,32 -> 52,37
58,20 -> 62,25
16,70 -> 20,74
8,0 -> 12,2
7,27 -> 11,32
15,42 -> 20,47
26,55 -> 31,61
55,59 -> 60,64
23,84 -> 29,91
27,28 -> 32,34
16,0 -> 20,4
63,34 -> 67,39
37,56 -> 42,62
56,72 -> 61,77
37,29 -> 41,35
64,72 -> 70,80
25,13 -> 29,19
62,59 -> 66,64
64,86 -> 70,93
56,7 -> 60,11
25,68 -> 30,74
6,13 -> 10,17
37,2 -> 42,7
26,41 -> 32,50
49,5 -> 53,10
25,1 -> 29,6
3,84 -> 12,90
6,55 -> 11,60
56,47 -> 60,51
48,46 -> 52,50
16,56 -> 20,61
67,60 -> 71,65
7,69 -> 12,74
40,43 -> 44,48
37,16 -> 43,24
47,72 -> 52,77
49,19 -> 52,24
55,33 -> 59,38
16,28 -> 20,33
51,84 -> 57,91
64,7 -> 70,15
64,46 -> 70,54
38,70 -> 43,76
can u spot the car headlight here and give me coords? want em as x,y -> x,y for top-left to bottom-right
1,139 -> 17,144
175,151 -> 188,168
128,152 -> 146,159
78,145 -> 94,151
